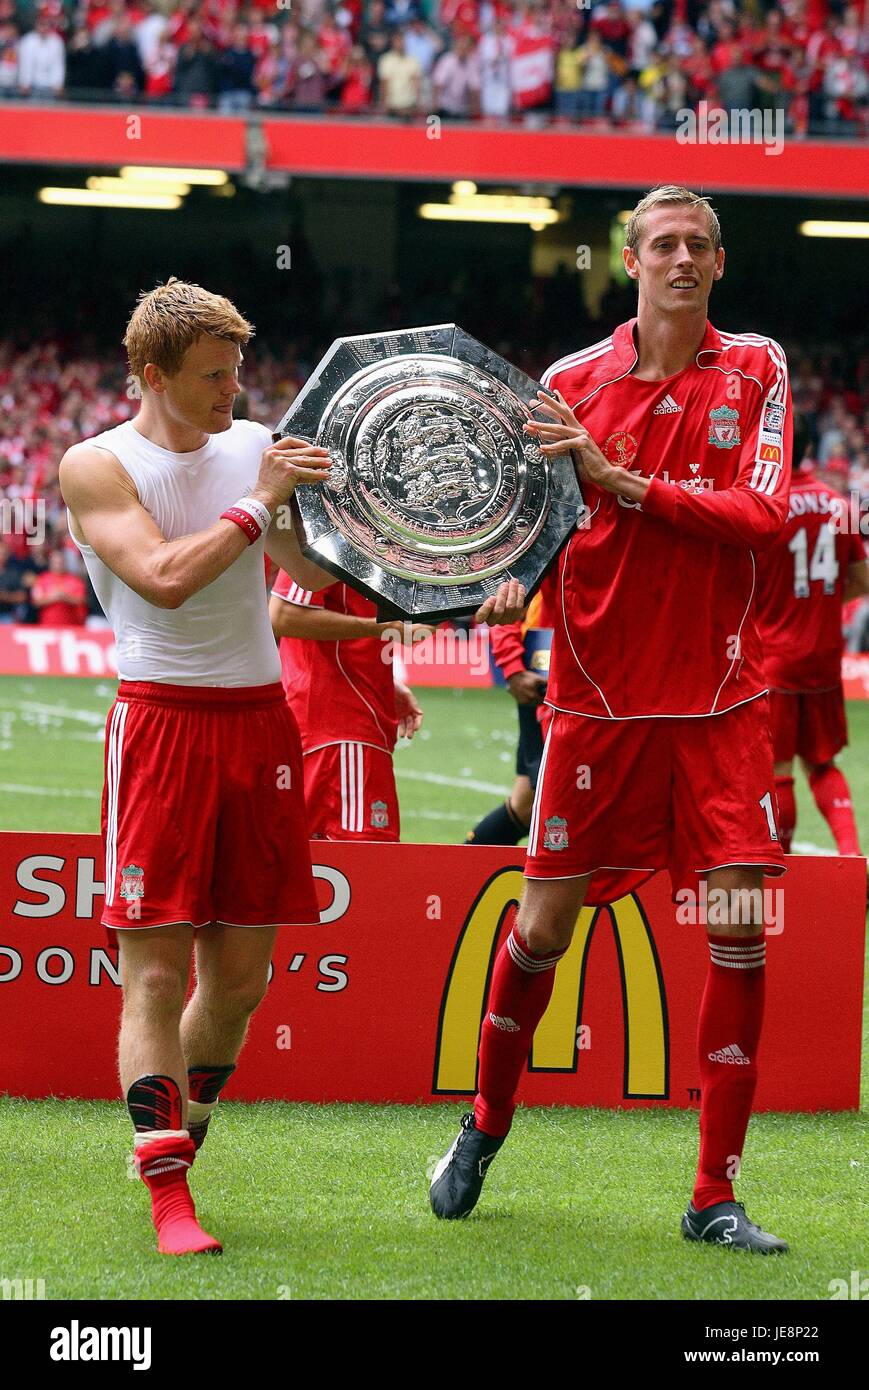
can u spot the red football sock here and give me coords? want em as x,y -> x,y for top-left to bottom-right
808,765 -> 861,855
126,1074 -> 221,1255
774,775 -> 796,853
134,1134 -> 222,1256
475,919 -> 566,1138
693,933 -> 765,1211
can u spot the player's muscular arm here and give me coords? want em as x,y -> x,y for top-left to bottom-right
270,595 -> 389,640
60,444 -> 251,610
263,502 -> 334,594
843,560 -> 869,601
258,434 -> 336,592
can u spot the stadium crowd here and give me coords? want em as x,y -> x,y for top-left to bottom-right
1,323 -> 869,647
0,0 -> 865,134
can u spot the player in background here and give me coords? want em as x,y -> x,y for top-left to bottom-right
754,461 -> 869,857
60,278 -> 524,1257
269,574 -> 425,840
464,565 -> 559,845
431,186 -> 793,1252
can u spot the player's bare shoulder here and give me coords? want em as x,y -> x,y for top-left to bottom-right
59,439 -> 140,543
60,438 -> 138,503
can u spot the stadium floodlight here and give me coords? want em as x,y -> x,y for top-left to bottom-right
798,220 -> 869,239
119,166 -> 229,186
87,176 -> 191,197
420,189 -> 563,229
38,188 -> 182,210
419,203 -> 561,228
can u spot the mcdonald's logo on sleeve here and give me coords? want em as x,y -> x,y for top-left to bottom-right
759,444 -> 781,463
432,869 -> 669,1100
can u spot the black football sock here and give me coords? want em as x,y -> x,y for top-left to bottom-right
465,799 -> 529,846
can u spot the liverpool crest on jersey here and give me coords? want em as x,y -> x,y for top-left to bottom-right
120,864 -> 145,900
543,816 -> 568,851
370,800 -> 389,830
708,405 -> 740,449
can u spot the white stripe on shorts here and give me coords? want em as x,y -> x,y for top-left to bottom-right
340,741 -> 365,833
526,719 -> 553,857
105,701 -> 128,907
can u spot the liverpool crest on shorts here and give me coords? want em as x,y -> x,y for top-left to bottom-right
543,816 -> 568,851
120,864 -> 145,900
370,800 -> 389,830
708,405 -> 740,449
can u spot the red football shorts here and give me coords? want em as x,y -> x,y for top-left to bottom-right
101,681 -> 319,943
768,686 -> 848,766
525,695 -> 785,904
303,741 -> 399,841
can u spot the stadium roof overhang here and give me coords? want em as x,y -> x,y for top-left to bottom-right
0,103 -> 865,200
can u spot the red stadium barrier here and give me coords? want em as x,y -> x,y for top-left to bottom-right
261,117 -> 869,197
0,104 -> 865,198
0,624 -> 866,693
0,834 -> 863,1110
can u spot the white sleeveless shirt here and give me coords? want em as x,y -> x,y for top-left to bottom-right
68,418 -> 282,687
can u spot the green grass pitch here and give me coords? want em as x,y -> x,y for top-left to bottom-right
0,675 -> 867,1301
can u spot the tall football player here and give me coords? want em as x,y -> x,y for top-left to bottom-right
431,186 -> 793,1252
755,462 -> 869,856
60,278 -> 523,1256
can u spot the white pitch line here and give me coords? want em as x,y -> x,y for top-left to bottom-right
394,767 -> 511,796
791,840 -> 836,857
0,782 -> 100,799
0,700 -> 106,726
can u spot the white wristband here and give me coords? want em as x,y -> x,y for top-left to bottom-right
237,495 -> 273,532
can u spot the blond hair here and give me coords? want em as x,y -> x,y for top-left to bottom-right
123,277 -> 254,383
625,186 -> 721,254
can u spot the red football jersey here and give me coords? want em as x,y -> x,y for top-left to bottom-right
754,475 -> 867,692
541,318 -> 793,719
272,571 -> 397,753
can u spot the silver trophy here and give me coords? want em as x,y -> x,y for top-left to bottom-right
272,323 -> 584,621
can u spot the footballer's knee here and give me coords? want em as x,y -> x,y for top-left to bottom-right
516,875 -> 589,955
703,868 -> 766,938
123,962 -> 188,1018
200,970 -> 269,1021
519,919 -> 574,955
801,757 -> 833,779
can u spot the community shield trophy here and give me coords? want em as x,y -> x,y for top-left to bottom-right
272,323 -> 586,622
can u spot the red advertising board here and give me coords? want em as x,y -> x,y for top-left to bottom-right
0,833 -> 863,1111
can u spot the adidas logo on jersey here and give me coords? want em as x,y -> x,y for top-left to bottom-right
708,1043 -> 750,1065
653,394 -> 682,415
489,1013 -> 520,1032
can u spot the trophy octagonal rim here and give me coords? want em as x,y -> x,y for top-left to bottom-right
271,324 -> 584,621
